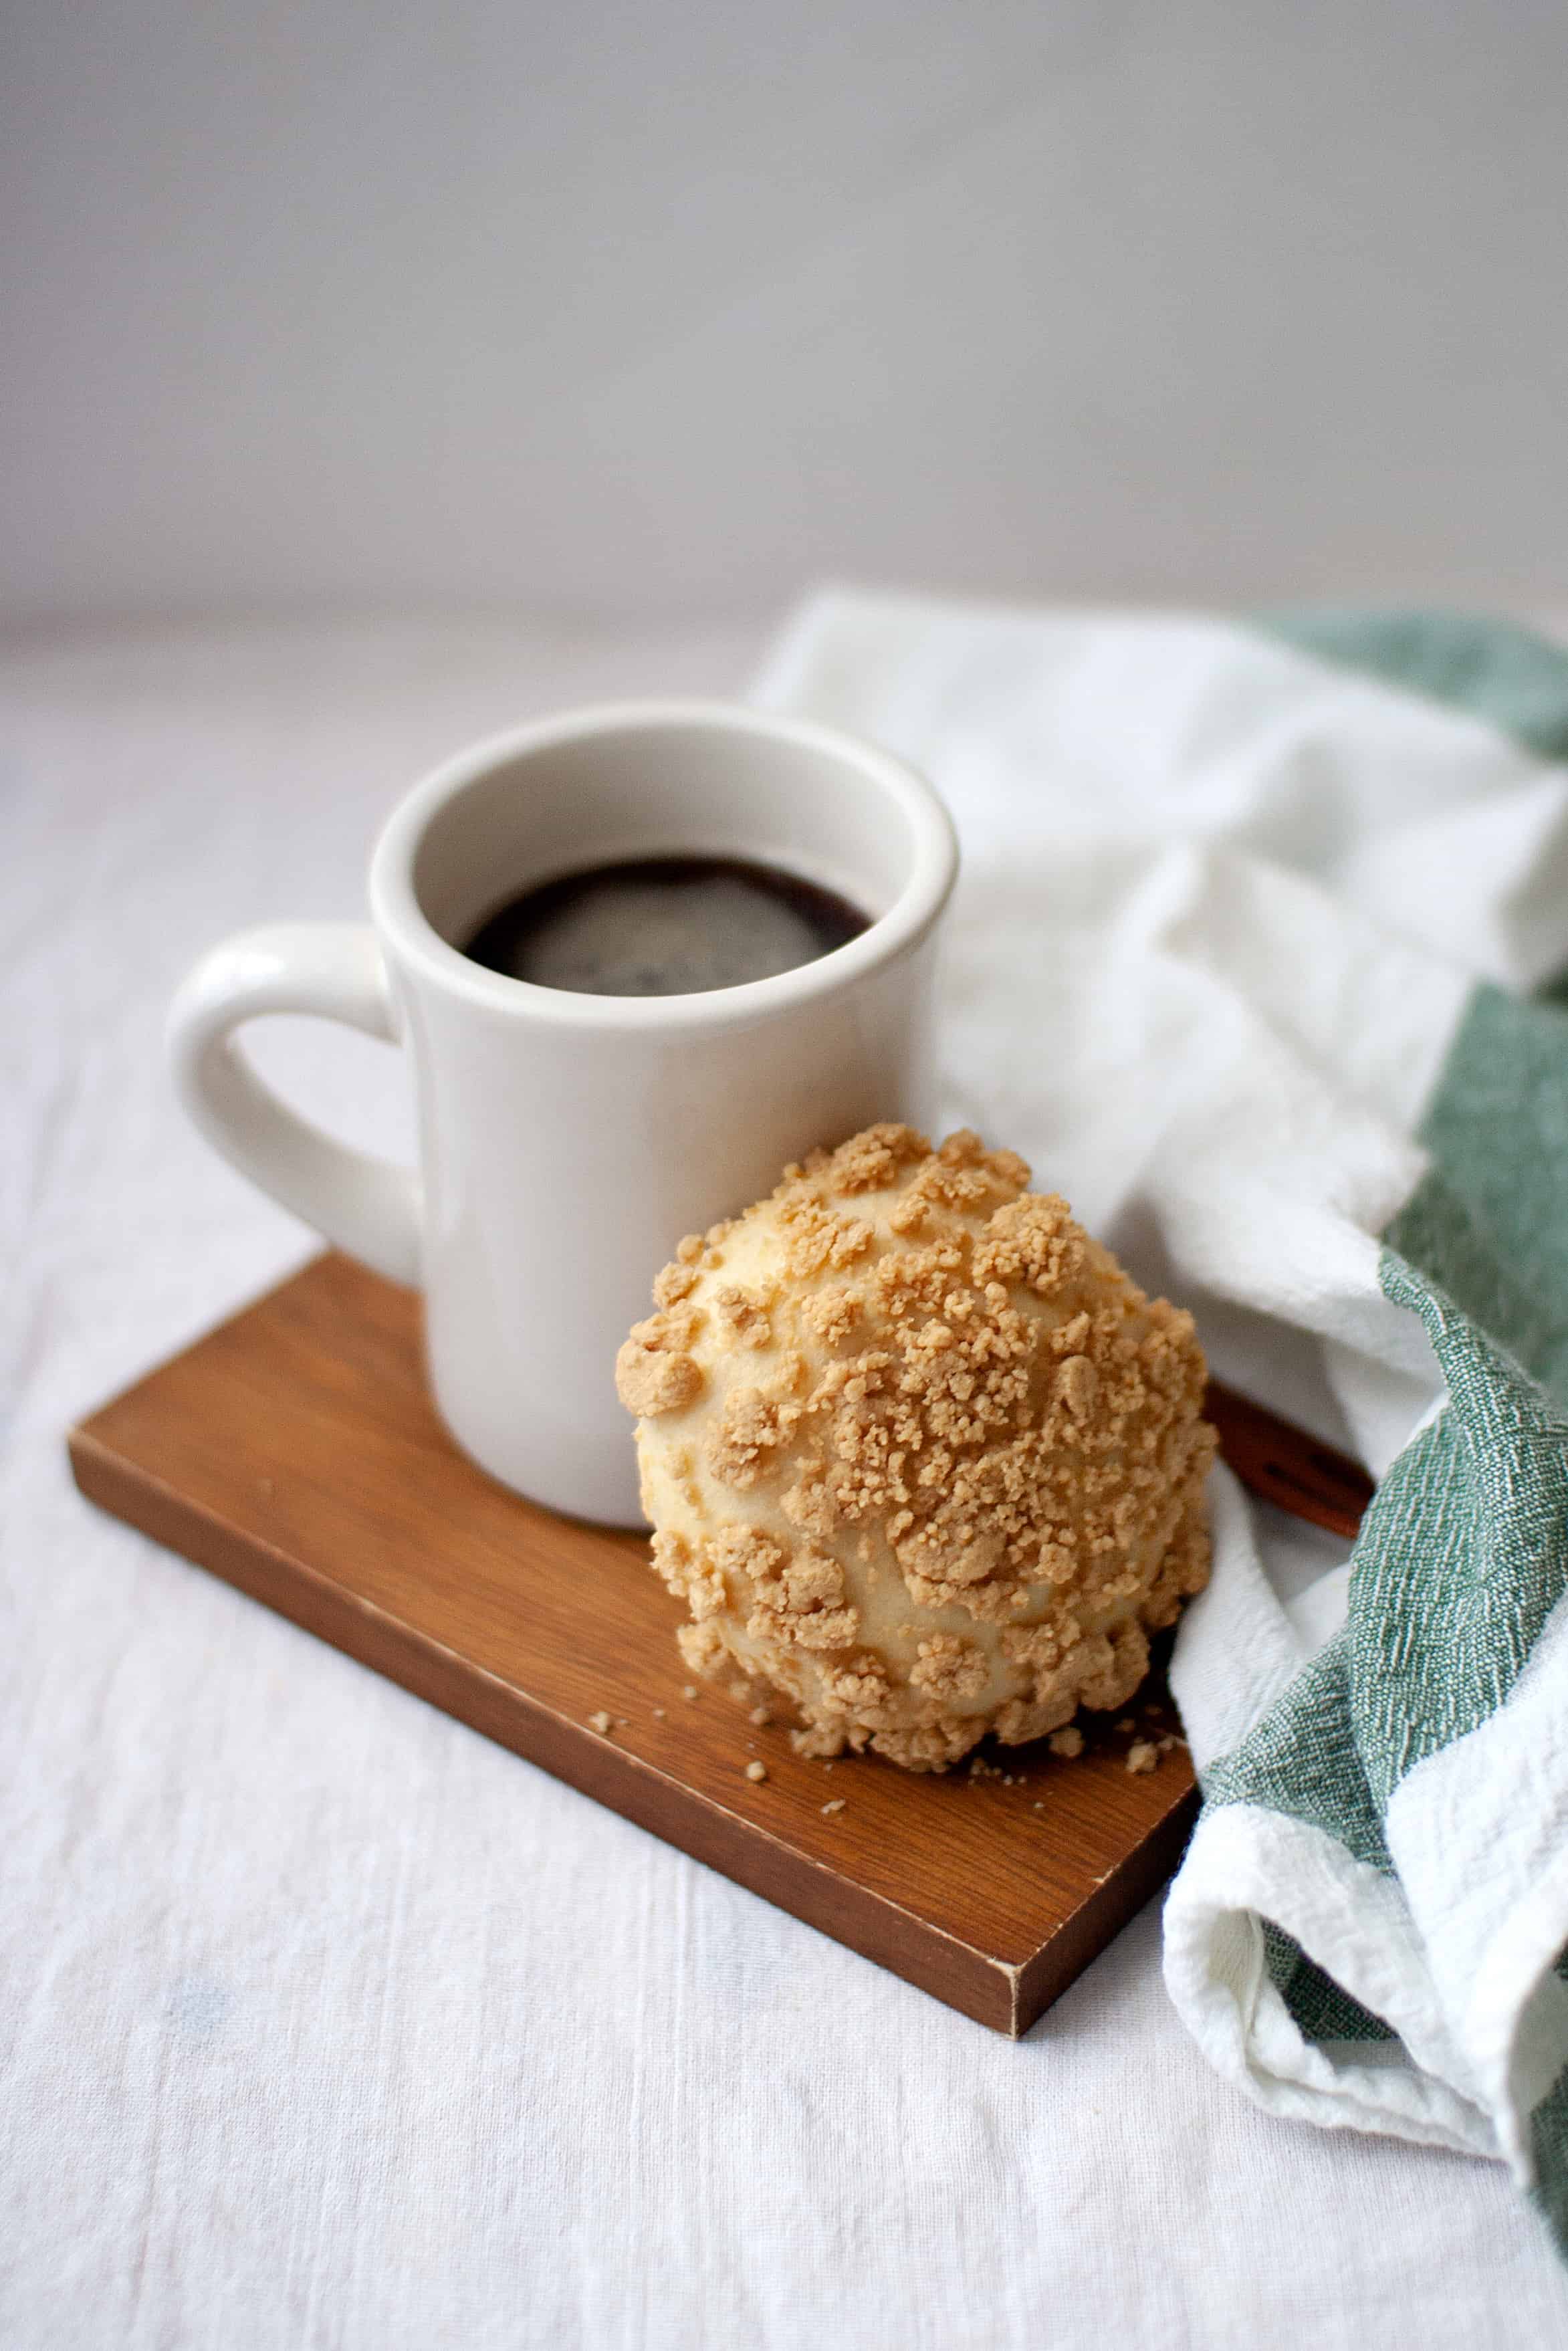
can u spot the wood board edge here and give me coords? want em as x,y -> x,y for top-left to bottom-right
68,1421 -> 1044,2033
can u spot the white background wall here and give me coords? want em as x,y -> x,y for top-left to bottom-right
3,0 -> 1565,628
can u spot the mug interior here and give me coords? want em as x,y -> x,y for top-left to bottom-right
405,710 -> 928,960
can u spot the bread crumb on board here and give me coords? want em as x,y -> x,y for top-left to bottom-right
588,1710 -> 614,1736
1125,1740 -> 1159,1774
745,1759 -> 768,1783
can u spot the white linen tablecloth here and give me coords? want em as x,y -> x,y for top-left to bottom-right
4,617 -> 1566,2350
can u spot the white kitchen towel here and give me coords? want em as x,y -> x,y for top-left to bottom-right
754,594 -> 1568,2253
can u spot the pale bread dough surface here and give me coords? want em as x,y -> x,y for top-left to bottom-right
617,1124 -> 1215,1771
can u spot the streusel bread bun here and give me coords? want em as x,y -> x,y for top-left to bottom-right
616,1124 -> 1214,1771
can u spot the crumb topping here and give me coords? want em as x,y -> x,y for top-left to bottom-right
714,1285 -> 773,1348
614,1313 -> 705,1417
705,1388 -> 802,1487
801,1285 -> 861,1347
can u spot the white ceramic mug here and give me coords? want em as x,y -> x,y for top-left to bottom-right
168,701 -> 958,1524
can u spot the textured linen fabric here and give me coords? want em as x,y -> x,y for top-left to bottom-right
6,616 -> 1568,2350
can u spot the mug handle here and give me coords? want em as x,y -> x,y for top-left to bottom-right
167,923 -> 422,1286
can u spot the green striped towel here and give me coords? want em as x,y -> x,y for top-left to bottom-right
756,594 -> 1568,2255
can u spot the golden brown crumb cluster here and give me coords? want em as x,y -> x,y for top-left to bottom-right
615,1123 -> 1215,1771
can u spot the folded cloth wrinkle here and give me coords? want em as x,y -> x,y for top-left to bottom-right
756,594 -> 1568,2258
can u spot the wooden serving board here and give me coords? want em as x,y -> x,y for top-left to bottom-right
68,1253 -> 1371,2036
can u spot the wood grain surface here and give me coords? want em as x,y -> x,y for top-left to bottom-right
1203,1378 -> 1374,1539
68,1252 -> 1369,2036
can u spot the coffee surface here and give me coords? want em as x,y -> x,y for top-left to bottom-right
461,855 -> 871,996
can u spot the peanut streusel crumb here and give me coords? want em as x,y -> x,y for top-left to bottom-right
622,1123 -> 1214,1772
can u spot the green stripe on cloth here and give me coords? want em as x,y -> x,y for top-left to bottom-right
1353,1254 -> 1568,1797
1260,1921 -> 1394,2046
1388,984 -> 1568,1404
1533,2037 -> 1568,2253
1260,608 -> 1568,763
1202,1642 -> 1390,1872
1203,1245 -> 1568,1844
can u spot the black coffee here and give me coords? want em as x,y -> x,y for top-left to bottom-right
461,854 -> 872,997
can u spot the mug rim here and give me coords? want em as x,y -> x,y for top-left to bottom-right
368,698 -> 959,1031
